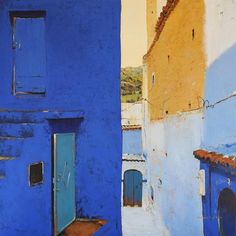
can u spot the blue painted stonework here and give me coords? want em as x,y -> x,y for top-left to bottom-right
0,1 -> 121,236
200,162 -> 236,236
200,44 -> 236,235
122,129 -> 142,155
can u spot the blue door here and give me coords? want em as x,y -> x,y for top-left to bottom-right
54,133 -> 76,235
218,188 -> 236,236
13,16 -> 46,94
123,170 -> 142,207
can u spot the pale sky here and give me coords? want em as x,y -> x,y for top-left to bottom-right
121,0 -> 147,68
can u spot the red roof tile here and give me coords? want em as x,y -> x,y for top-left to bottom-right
144,0 -> 179,60
194,149 -> 236,168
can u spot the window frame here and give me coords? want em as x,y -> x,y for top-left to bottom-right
10,11 -> 47,96
28,161 -> 44,187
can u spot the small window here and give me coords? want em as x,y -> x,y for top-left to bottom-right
152,72 -> 156,85
29,162 -> 44,186
150,186 -> 154,201
10,11 -> 46,95
188,102 -> 192,109
192,29 -> 195,40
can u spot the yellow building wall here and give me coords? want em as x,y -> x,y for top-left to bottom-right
146,0 -> 157,48
145,0 -> 206,120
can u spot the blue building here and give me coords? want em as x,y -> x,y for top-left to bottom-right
122,126 -> 142,156
122,125 -> 144,207
194,149 -> 236,236
121,103 -> 147,208
194,44 -> 236,236
0,1 -> 121,235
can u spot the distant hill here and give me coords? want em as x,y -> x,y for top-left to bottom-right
121,66 -> 142,103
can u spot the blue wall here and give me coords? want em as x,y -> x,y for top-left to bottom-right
122,129 -> 142,155
204,44 -> 236,148
0,1 -> 122,235
202,44 -> 236,235
201,163 -> 236,236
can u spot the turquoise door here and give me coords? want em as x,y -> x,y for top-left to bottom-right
53,133 -> 76,235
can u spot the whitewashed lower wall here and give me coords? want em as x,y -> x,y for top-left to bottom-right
143,111 -> 204,236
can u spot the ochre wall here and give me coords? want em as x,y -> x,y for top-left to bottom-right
146,0 -> 157,48
145,0 -> 206,120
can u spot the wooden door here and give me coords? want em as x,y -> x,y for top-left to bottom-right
53,133 -> 76,235
123,170 -> 142,207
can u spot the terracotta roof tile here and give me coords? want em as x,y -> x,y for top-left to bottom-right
193,149 -> 236,168
144,0 -> 179,60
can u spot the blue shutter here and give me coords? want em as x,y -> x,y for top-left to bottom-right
14,17 -> 46,94
124,170 -> 143,207
124,170 -> 134,206
133,171 -> 142,207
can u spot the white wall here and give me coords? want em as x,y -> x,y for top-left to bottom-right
143,110 -> 204,236
205,0 -> 236,66
122,103 -> 142,126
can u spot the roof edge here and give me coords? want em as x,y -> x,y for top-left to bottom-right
122,125 -> 142,131
143,0 -> 179,61
194,149 -> 236,169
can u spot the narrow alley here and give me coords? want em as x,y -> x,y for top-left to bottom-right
122,207 -> 167,236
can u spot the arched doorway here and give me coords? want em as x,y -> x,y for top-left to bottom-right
123,170 -> 142,207
218,188 -> 236,236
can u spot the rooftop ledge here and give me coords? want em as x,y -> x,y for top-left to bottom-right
194,144 -> 236,168
0,110 -> 85,123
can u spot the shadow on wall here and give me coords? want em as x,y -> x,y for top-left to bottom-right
204,43 -> 236,147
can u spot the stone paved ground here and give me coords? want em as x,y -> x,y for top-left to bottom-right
122,207 -> 168,236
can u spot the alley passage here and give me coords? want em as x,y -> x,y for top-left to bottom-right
122,207 -> 165,236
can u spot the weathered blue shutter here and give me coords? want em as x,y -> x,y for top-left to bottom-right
14,17 -> 46,94
124,170 -> 134,206
133,171 -> 142,207
124,170 -> 143,207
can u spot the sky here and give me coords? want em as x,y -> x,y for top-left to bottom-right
121,0 -> 147,68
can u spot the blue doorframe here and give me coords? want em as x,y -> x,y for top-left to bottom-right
53,133 -> 76,235
123,170 -> 142,207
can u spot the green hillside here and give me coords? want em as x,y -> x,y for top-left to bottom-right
121,66 -> 142,103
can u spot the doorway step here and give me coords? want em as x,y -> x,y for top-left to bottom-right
61,219 -> 107,236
